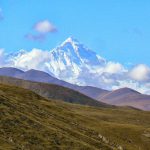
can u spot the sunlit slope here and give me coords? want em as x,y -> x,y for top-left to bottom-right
0,84 -> 150,150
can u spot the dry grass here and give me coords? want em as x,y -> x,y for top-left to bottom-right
0,84 -> 150,150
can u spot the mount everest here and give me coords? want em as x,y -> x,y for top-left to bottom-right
0,37 -> 150,94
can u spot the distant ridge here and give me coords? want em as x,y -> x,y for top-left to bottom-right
0,67 -> 150,110
99,87 -> 150,110
0,67 -> 109,100
0,75 -> 111,108
0,67 -> 24,77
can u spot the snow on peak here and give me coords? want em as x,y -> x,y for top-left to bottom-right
62,37 -> 79,45
46,37 -> 106,83
50,37 -> 105,67
58,36 -> 82,55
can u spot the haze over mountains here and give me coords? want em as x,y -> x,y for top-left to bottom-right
0,67 -> 150,110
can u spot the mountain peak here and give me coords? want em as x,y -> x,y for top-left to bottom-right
114,87 -> 141,94
64,36 -> 79,43
60,37 -> 80,48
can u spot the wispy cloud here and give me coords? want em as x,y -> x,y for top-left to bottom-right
33,20 -> 57,33
25,20 -> 57,42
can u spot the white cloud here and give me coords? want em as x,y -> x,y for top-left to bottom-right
104,62 -> 125,74
112,80 -> 150,94
0,48 -> 4,56
0,49 -> 6,66
25,20 -> 57,41
129,64 -> 150,81
11,49 -> 50,71
34,20 -> 57,33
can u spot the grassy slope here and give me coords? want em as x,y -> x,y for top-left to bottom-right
0,76 -> 110,108
0,84 -> 150,150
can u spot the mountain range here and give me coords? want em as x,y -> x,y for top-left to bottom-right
0,67 -> 108,100
2,36 -> 150,95
0,37 -> 149,110
0,67 -> 150,110
0,75 -> 111,108
5,37 -> 122,90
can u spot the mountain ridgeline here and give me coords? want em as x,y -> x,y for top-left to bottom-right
0,67 -> 150,110
0,67 -> 109,100
0,75 -> 110,108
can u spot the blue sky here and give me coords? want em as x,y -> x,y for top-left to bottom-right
0,0 -> 150,66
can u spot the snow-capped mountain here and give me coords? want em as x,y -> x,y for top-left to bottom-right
7,37 -> 108,86
3,37 -> 150,94
46,37 -> 106,84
